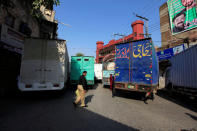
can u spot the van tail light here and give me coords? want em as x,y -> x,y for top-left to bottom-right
26,84 -> 32,88
53,84 -> 59,87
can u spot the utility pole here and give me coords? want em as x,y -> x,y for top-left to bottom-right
55,19 -> 71,27
135,14 -> 151,38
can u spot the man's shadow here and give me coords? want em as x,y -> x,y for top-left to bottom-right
185,113 -> 197,121
85,95 -> 94,105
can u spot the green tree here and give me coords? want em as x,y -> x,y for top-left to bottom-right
76,53 -> 84,56
32,0 -> 60,18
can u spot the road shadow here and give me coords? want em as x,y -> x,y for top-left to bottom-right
0,90 -> 139,131
85,95 -> 94,105
90,83 -> 99,90
181,128 -> 197,131
185,113 -> 197,121
156,89 -> 197,113
113,89 -> 145,101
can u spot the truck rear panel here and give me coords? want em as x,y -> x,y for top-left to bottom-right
102,62 -> 115,86
94,64 -> 103,80
19,38 -> 68,91
114,38 -> 159,92
169,44 -> 197,89
103,70 -> 115,85
70,56 -> 94,85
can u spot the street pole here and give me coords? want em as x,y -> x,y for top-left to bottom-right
113,33 -> 126,43
135,14 -> 151,38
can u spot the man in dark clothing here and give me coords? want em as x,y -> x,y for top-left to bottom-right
78,71 -> 88,91
73,71 -> 88,107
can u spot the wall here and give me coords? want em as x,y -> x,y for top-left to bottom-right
0,0 -> 40,37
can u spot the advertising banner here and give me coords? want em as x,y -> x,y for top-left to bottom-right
167,0 -> 197,35
157,44 -> 185,61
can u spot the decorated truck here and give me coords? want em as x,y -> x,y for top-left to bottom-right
113,38 -> 159,97
102,62 -> 115,87
70,56 -> 95,86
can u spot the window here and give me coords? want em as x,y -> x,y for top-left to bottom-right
84,59 -> 89,61
77,59 -> 81,61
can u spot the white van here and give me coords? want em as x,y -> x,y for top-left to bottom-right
18,38 -> 69,91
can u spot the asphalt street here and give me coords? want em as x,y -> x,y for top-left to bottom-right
0,83 -> 197,131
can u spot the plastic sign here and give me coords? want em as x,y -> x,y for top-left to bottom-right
167,0 -> 197,35
157,44 -> 185,61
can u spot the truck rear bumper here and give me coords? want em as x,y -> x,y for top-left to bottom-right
114,82 -> 157,92
18,82 -> 65,91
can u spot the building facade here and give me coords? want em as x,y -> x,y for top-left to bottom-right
0,0 -> 58,95
96,20 -> 145,63
159,2 -> 197,51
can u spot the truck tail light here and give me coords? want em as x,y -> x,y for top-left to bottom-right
26,84 -> 32,88
53,84 -> 59,87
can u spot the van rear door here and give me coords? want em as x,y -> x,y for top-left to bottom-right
20,39 -> 43,84
44,40 -> 65,84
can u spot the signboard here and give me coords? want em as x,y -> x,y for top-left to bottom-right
157,48 -> 174,61
157,44 -> 185,61
103,70 -> 115,78
167,0 -> 197,35
173,44 -> 185,54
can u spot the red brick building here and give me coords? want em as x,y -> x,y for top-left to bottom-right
96,20 -> 145,63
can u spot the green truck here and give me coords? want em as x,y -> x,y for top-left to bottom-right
70,56 -> 95,86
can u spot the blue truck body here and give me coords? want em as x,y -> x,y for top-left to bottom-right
114,38 -> 159,92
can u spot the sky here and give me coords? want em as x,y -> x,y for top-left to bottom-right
54,0 -> 167,58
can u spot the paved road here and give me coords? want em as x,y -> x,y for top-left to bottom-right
0,84 -> 197,131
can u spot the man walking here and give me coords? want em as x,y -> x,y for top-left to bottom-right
73,71 -> 88,108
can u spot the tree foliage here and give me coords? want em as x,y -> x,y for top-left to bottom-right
32,0 -> 60,18
76,53 -> 84,56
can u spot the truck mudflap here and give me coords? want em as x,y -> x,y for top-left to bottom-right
114,82 -> 157,93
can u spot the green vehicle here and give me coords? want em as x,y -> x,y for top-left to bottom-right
70,56 -> 95,86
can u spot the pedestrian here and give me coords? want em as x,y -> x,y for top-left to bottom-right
73,71 -> 88,108
143,87 -> 155,104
